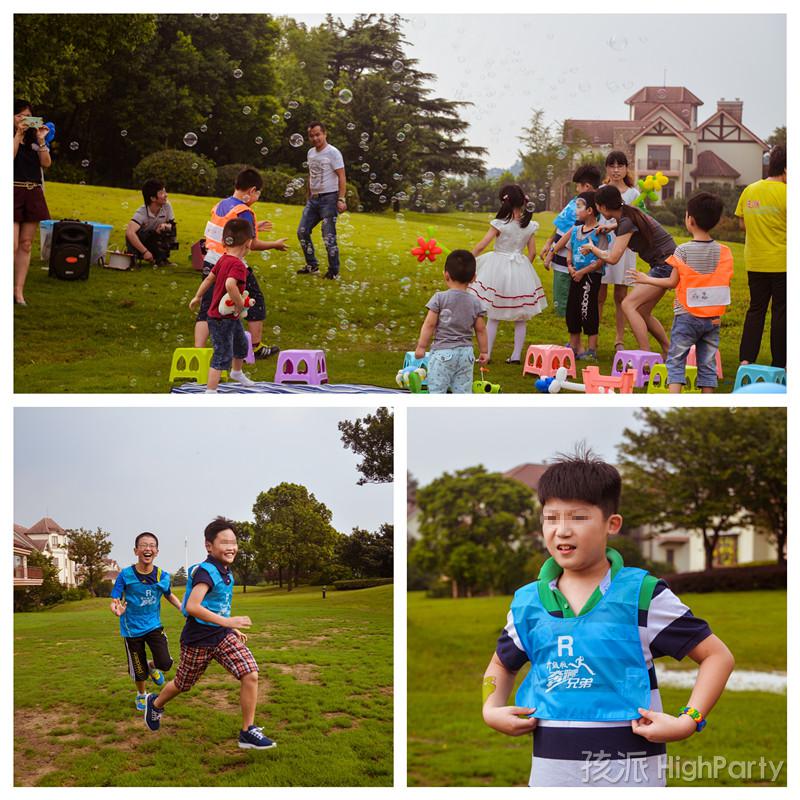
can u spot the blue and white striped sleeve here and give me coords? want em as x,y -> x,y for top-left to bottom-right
496,608 -> 530,671
645,581 -> 713,661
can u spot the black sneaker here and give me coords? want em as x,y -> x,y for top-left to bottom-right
238,725 -> 277,750
297,265 -> 319,275
144,693 -> 163,731
253,344 -> 280,360
322,272 -> 339,280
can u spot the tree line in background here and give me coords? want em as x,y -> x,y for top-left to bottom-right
409,408 -> 786,598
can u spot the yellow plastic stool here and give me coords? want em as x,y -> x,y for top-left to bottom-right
647,363 -> 699,393
169,348 -> 227,384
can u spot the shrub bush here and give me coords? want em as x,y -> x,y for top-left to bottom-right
333,578 -> 393,591
132,150 -> 217,197
661,564 -> 786,594
214,163 -> 258,197
47,160 -> 88,185
652,209 -> 678,227
712,214 -> 745,243
261,169 -> 304,205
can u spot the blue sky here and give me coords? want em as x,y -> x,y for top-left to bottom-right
14,407 -> 393,573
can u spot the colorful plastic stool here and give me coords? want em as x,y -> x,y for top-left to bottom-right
403,351 -> 430,387
582,366 -> 636,394
647,363 -> 700,393
733,364 -> 786,391
686,345 -> 723,379
244,331 -> 255,365
169,347 -> 226,384
611,350 -> 663,388
274,349 -> 328,385
523,344 -> 576,379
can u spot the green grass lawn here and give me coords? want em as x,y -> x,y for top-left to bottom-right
407,590 -> 785,787
14,182 -> 771,393
14,584 -> 392,787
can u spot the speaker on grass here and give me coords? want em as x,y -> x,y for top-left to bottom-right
49,219 -> 93,280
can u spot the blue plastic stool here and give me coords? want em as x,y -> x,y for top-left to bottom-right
733,364 -> 786,391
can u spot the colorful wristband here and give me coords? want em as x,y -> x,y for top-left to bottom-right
678,705 -> 706,732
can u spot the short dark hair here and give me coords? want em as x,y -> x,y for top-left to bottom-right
135,531 -> 159,549
443,249 -> 476,284
204,516 -> 239,543
686,192 -> 723,233
576,191 -> 599,217
141,179 -> 164,206
767,146 -> 786,177
572,165 -> 602,188
14,98 -> 32,115
307,121 -> 326,133
222,217 -> 253,248
537,447 -> 621,518
234,167 -> 263,191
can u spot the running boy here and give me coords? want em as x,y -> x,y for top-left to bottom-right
540,165 -> 603,317
415,249 -> 488,393
144,517 -> 275,750
190,218 -> 257,393
110,532 -> 182,711
628,192 -> 731,393
482,450 -> 734,787
193,167 -> 288,358
545,191 -> 608,359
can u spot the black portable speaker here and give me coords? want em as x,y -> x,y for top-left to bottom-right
49,219 -> 93,280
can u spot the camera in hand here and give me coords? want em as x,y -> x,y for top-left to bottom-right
157,220 -> 180,256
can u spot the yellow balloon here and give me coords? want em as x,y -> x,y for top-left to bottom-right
643,176 -> 655,191
658,175 -> 669,187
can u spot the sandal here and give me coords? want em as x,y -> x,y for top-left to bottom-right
614,341 -> 624,352
576,349 -> 597,361
505,357 -> 521,364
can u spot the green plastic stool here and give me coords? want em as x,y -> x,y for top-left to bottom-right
169,347 -> 227,384
647,363 -> 699,393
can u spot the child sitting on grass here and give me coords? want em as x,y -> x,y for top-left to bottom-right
544,192 -> 608,360
144,517 -> 276,750
482,449 -> 734,787
190,218 -> 258,393
415,249 -> 488,393
628,192 -> 731,393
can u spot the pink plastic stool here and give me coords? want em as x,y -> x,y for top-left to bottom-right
244,331 -> 255,365
687,345 -> 723,379
611,349 -> 663,388
522,344 -> 576,379
274,349 -> 328,385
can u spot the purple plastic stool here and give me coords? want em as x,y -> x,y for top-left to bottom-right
244,331 -> 255,365
611,349 -> 663,388
274,349 -> 328,385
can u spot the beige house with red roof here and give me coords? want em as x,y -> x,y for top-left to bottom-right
561,86 -> 769,204
14,525 -> 43,587
18,517 -> 78,587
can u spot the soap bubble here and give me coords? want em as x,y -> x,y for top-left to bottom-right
326,328 -> 337,340
338,88 -> 353,104
403,123 -> 412,132
271,114 -> 280,124
233,68 -> 243,79
192,162 -> 198,170
396,131 -> 406,142
392,82 -> 401,92
81,159 -> 90,167
242,105 -> 252,115
200,124 -> 208,133
289,133 -> 304,148
272,325 -> 281,336
538,192 -> 546,202
183,131 -> 198,147
557,146 -> 568,160
357,358 -> 365,368
323,79 -> 334,90
361,163 -> 370,172
288,100 -> 299,109
255,136 -> 263,144
346,122 -> 356,130
120,130 -> 128,137
392,59 -> 403,72
607,35 -> 628,51
360,132 -> 370,141
209,13 -> 219,20
283,111 -> 292,119
260,146 -> 269,155
69,141 -> 79,151
423,171 -> 435,182
525,201 -> 535,212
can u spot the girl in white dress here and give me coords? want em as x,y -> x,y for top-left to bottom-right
469,185 -> 547,363
598,151 -> 640,351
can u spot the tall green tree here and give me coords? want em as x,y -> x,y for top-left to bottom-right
172,565 -> 187,587
618,409 -> 764,571
337,523 -> 393,578
338,407 -> 394,485
410,466 -> 538,597
66,527 -> 113,596
252,483 -> 339,591
232,521 -> 261,592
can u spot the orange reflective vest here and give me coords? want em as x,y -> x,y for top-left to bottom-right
667,244 -> 733,318
203,200 -> 256,264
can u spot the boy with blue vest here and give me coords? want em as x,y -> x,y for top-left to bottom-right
628,192 -> 732,393
110,532 -> 182,711
482,451 -> 734,786
143,517 -> 276,750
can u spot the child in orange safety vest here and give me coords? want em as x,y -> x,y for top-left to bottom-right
627,192 -> 732,393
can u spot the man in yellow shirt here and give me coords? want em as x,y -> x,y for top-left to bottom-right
736,146 -> 786,368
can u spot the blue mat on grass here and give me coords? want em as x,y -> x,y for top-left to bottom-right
171,381 -> 403,394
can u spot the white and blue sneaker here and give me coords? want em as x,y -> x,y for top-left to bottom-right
135,692 -> 148,711
148,661 -> 165,687
144,693 -> 163,731
238,725 -> 277,750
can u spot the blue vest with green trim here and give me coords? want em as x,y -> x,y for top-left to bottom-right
511,566 -> 651,721
181,561 -> 233,627
116,565 -> 170,638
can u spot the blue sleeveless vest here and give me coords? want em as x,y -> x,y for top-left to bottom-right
181,561 -> 234,627
570,225 -> 605,273
118,565 -> 170,638
511,566 -> 651,721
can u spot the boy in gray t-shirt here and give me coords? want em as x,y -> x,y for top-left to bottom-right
415,250 -> 488,393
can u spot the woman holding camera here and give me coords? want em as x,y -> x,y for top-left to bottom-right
14,99 -> 52,305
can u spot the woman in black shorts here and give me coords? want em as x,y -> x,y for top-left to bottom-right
14,99 -> 52,305
581,185 -> 677,355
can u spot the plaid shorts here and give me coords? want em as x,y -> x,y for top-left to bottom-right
174,631 -> 259,691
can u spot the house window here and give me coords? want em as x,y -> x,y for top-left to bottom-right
712,535 -> 738,567
51,535 -> 58,547
684,182 -> 693,198
665,548 -> 675,567
685,148 -> 693,165
647,145 -> 671,171
661,181 -> 675,201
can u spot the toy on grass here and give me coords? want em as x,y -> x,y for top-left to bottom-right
535,366 -> 586,393
410,226 -> 451,264
396,365 -> 427,391
218,289 -> 255,318
473,366 -> 501,393
633,172 -> 669,210
582,366 -> 635,394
